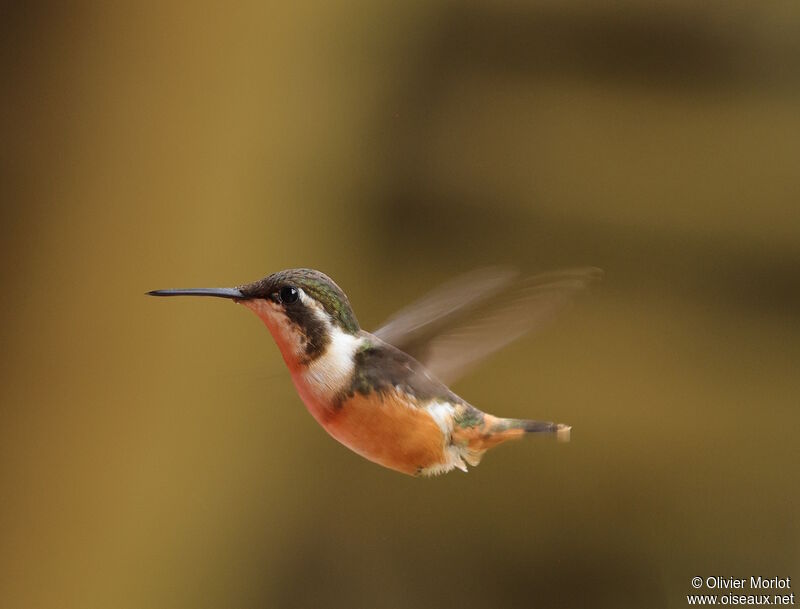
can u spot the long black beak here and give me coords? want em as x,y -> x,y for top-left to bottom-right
147,287 -> 244,299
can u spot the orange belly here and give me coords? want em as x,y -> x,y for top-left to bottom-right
320,392 -> 448,476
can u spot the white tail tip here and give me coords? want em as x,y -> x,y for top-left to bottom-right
556,424 -> 572,442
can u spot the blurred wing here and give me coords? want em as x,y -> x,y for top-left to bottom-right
374,267 -> 602,385
373,266 -> 518,349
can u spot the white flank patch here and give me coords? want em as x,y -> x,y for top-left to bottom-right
424,401 -> 455,436
422,401 -> 468,475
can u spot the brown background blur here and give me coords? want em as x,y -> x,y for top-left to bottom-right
2,3 -> 799,608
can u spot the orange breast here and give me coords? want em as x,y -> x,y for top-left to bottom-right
321,391 -> 447,476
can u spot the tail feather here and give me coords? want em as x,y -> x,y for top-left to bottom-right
452,413 -> 571,468
507,418 -> 572,441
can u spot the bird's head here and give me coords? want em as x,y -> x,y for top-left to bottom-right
149,268 -> 360,370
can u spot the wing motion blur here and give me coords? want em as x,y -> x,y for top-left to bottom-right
373,266 -> 603,385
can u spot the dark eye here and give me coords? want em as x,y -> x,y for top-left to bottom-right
279,285 -> 299,304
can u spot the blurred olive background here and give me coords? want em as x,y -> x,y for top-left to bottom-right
2,2 -> 799,608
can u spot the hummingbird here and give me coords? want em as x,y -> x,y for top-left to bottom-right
149,266 -> 601,477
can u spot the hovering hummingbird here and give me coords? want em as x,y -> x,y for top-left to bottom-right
149,266 -> 600,477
